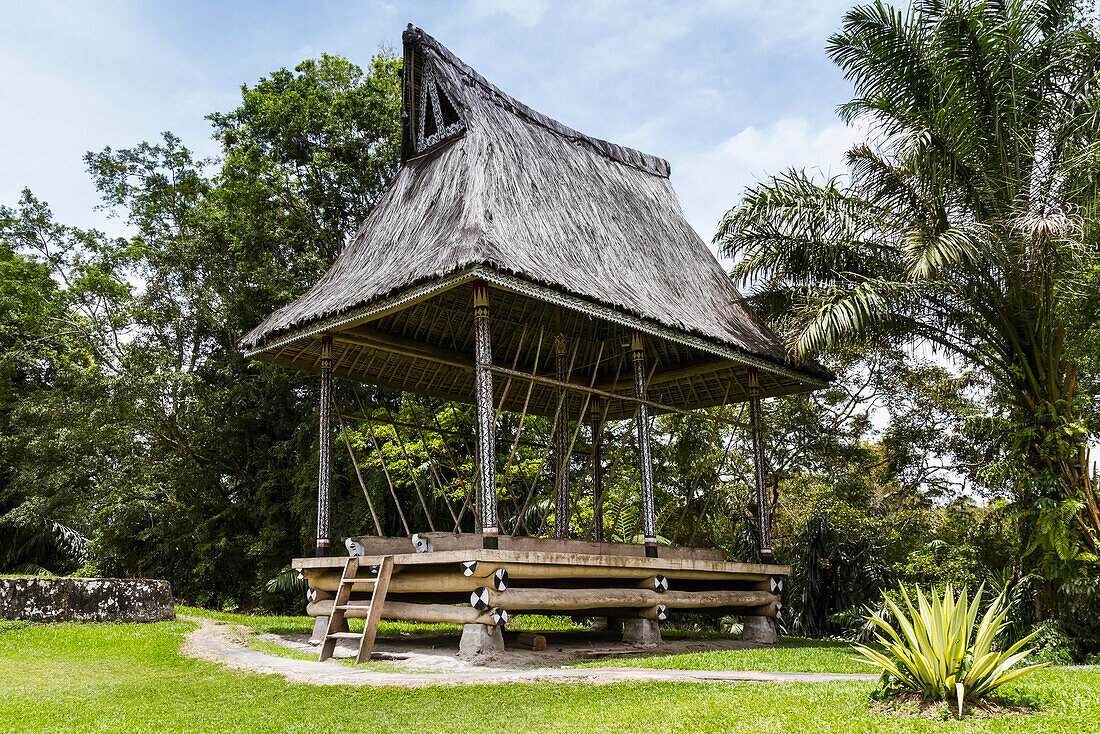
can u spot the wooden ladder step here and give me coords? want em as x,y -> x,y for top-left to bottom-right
317,556 -> 361,662
317,555 -> 395,664
356,555 -> 394,664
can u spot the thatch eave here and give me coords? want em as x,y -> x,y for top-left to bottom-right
242,264 -> 831,386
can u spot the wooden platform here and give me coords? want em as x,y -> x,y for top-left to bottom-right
341,533 -> 730,560
294,539 -> 789,627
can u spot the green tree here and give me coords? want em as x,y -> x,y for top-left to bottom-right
715,0 -> 1100,565
80,52 -> 402,606
0,191 -> 137,574
0,52 -> 402,608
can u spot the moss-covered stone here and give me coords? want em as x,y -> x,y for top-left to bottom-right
0,577 -> 175,623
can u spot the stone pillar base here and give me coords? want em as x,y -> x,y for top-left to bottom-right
308,614 -> 348,645
622,617 -> 662,647
582,615 -> 610,631
742,615 -> 777,644
459,623 -> 505,660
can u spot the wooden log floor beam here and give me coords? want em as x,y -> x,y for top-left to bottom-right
307,599 -> 497,626
475,587 -> 776,612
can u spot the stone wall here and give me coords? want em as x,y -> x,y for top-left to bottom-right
0,577 -> 175,623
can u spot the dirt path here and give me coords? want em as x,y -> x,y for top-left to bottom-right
179,616 -> 877,688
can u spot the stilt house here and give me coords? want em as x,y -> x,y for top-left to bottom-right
240,26 -> 830,659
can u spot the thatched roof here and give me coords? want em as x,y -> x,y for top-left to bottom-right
240,26 -> 829,417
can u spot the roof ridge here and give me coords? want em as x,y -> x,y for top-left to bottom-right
403,25 -> 671,178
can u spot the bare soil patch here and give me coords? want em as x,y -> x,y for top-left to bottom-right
270,627 -> 778,671
178,615 -> 877,687
873,691 -> 1036,720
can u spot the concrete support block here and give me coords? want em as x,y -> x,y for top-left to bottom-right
308,614 -> 348,645
309,616 -> 328,645
587,616 -> 610,631
742,615 -> 777,644
622,617 -> 662,647
459,623 -> 505,660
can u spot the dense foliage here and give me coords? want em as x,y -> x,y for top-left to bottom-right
717,0 -> 1100,644
0,53 -> 402,606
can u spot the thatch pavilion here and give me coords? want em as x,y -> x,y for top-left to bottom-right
241,26 -> 830,659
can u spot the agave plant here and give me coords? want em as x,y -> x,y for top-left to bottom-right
852,585 -> 1046,713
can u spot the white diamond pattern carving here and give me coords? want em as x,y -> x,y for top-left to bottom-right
417,63 -> 466,152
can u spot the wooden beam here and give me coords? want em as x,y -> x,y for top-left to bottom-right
488,364 -> 749,428
561,605 -> 667,620
344,534 -> 727,561
513,632 -> 547,650
304,569 -> 496,594
307,599 -> 497,625
596,358 -> 734,393
291,549 -> 790,578
474,587 -> 776,611
333,325 -> 473,372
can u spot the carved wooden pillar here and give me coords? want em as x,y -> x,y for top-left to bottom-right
748,366 -> 772,561
631,331 -> 657,558
553,335 -> 571,538
590,396 -> 604,542
472,281 -> 498,549
316,335 -> 333,557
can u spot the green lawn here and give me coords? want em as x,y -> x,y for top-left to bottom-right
177,605 -> 459,635
578,636 -> 872,674
178,606 -> 585,636
1,619 -> 1098,733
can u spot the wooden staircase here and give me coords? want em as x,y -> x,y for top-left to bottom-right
318,555 -> 394,664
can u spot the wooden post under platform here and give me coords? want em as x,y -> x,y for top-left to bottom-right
631,331 -> 658,558
748,367 -> 772,561
316,335 -> 333,557
472,281 -> 499,549
590,396 -> 603,542
553,335 -> 570,538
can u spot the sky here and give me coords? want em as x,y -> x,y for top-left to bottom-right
0,0 -> 862,244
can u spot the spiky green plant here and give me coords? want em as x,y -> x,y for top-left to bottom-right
852,584 -> 1046,712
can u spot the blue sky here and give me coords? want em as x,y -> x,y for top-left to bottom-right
1,0 -> 861,243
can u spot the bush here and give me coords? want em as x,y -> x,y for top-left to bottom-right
852,585 -> 1046,714
1027,619 -> 1080,665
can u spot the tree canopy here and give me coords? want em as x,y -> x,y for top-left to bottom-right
716,0 -> 1100,571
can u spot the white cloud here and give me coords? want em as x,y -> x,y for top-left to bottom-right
468,0 -> 550,28
672,116 -> 865,247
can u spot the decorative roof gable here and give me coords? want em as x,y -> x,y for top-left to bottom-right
415,61 -> 466,153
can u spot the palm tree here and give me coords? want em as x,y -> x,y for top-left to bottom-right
715,0 -> 1100,559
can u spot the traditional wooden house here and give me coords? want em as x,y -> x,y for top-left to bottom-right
240,25 -> 830,660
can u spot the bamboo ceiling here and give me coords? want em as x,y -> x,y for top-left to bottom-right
252,274 -> 826,420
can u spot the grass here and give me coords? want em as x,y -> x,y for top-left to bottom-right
578,636 -> 873,674
178,606 -> 586,636
1,618 -> 1097,733
178,605 -> 459,635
